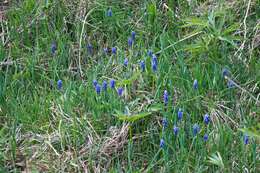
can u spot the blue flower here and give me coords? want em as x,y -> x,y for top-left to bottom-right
117,87 -> 123,96
51,42 -> 57,54
107,8 -> 112,17
152,62 -> 157,72
160,139 -> 165,148
110,79 -> 115,89
203,133 -> 209,142
193,123 -> 200,136
87,43 -> 93,54
162,117 -> 167,129
95,84 -> 101,95
103,47 -> 108,54
128,37 -> 133,47
112,47 -> 117,55
222,68 -> 229,78
102,81 -> 107,91
204,114 -> 210,125
193,79 -> 198,90
57,80 -> 62,90
163,90 -> 168,105
227,79 -> 235,88
244,134 -> 249,145
124,58 -> 128,67
173,125 -> 179,136
140,60 -> 145,72
177,109 -> 183,121
152,54 -> 158,65
131,31 -> 136,40
93,79 -> 98,87
147,50 -> 153,57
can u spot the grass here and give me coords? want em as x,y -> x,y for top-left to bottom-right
0,0 -> 260,172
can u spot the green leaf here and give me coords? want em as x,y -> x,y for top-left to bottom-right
117,72 -> 141,86
239,126 -> 260,139
208,152 -> 225,170
181,17 -> 208,28
114,112 -> 152,122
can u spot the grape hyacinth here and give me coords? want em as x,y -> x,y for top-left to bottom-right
163,90 -> 168,105
173,125 -> 179,136
110,79 -> 115,89
117,87 -> 123,96
93,79 -> 98,87
147,50 -> 153,57
227,79 -> 235,88
162,117 -> 167,129
102,81 -> 107,91
177,109 -> 183,121
204,114 -> 210,125
57,80 -> 62,90
95,84 -> 101,95
152,61 -> 157,72
160,139 -> 165,148
131,31 -> 136,40
51,42 -> 57,55
203,133 -> 209,142
193,124 -> 200,136
112,47 -> 117,54
193,79 -> 198,90
244,134 -> 249,145
107,8 -> 112,17
152,54 -> 158,65
128,38 -> 133,47
140,60 -> 145,72
124,58 -> 128,67
222,68 -> 229,78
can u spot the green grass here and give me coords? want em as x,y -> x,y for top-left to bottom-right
1,0 -> 260,172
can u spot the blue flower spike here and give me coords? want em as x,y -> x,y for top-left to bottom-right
93,79 -> 98,87
51,42 -> 57,55
147,50 -> 153,57
193,123 -> 200,136
203,133 -> 209,142
128,38 -> 133,47
110,79 -> 115,89
102,81 -> 107,91
112,47 -> 117,55
204,113 -> 210,125
193,79 -> 198,90
117,87 -> 124,96
160,139 -> 165,148
107,8 -> 112,17
95,84 -> 101,95
177,109 -> 183,121
162,117 -> 167,129
244,134 -> 249,145
140,60 -> 145,72
131,31 -> 136,40
163,90 -> 168,105
124,58 -> 128,67
173,125 -> 179,136
57,80 -> 62,90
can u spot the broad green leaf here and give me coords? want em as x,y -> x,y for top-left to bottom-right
114,112 -> 152,122
239,127 -> 260,139
117,72 -> 141,86
181,17 -> 208,28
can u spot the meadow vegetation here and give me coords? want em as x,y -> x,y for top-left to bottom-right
0,0 -> 260,172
